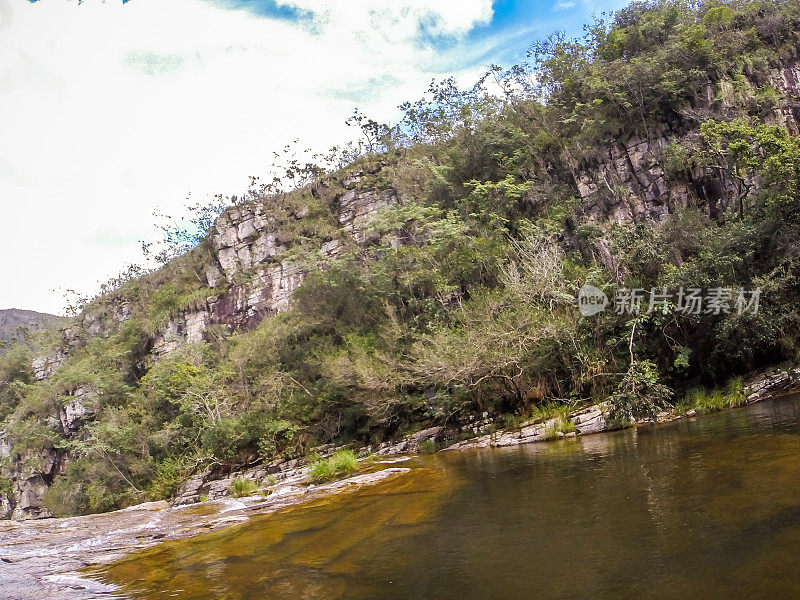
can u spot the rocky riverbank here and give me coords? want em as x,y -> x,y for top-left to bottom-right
445,362 -> 800,452
173,361 -> 800,494
0,465 -> 412,600
1,362 -> 798,599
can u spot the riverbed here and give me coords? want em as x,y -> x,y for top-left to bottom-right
89,393 -> 800,600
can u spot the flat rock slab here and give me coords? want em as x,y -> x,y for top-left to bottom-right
0,466 -> 412,600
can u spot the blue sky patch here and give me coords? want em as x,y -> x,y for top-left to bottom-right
465,0 -> 629,65
200,1 -> 630,70
203,0 -> 314,24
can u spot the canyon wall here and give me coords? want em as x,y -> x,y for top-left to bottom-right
1,162 -> 399,520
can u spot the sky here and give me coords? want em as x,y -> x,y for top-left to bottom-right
0,0 -> 626,315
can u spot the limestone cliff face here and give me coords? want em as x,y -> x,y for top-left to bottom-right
152,165 -> 397,355
0,431 -> 61,520
572,57 -> 800,224
0,383 -> 97,520
766,59 -> 800,134
25,164 -> 397,368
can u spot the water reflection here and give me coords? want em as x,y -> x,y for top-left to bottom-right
98,395 -> 800,600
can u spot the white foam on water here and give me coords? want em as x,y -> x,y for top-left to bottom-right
42,573 -> 118,594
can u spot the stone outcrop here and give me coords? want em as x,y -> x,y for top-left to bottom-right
337,187 -> 396,243
0,433 -> 60,521
572,57 -> 800,224
151,166 -> 396,356
173,458 -> 311,506
766,60 -> 800,135
31,349 -> 67,382
743,364 -> 800,403
445,404 -> 608,451
58,386 -> 95,435
151,262 -> 310,356
31,323 -> 100,382
573,122 -> 712,223
0,384 -> 97,520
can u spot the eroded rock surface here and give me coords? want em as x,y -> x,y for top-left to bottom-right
150,167 -> 396,356
572,58 -> 800,225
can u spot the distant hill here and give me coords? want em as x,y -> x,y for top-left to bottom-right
0,308 -> 64,346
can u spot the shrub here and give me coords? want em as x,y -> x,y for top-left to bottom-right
500,413 -> 524,430
607,360 -> 673,425
418,439 -> 437,454
145,458 -> 186,501
0,473 -> 12,496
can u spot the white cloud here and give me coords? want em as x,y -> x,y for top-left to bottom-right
0,0 -> 496,314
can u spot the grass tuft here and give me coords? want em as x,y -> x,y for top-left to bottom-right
229,477 -> 258,498
329,449 -> 359,473
309,450 -> 359,483
544,415 -> 577,440
418,439 -> 437,454
681,378 -> 748,415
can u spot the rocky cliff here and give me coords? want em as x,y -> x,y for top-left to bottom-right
573,57 -> 800,224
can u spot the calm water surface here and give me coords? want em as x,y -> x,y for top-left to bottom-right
99,395 -> 800,599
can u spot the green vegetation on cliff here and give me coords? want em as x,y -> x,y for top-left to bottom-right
1,0 -> 799,516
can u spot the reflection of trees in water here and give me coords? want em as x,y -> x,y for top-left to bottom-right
101,400 -> 800,600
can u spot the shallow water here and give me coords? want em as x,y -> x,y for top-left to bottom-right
98,395 -> 800,599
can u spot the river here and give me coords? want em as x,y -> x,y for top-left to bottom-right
93,394 -> 800,599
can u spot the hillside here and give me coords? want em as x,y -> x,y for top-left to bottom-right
1,0 -> 799,520
0,309 -> 64,347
